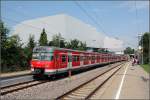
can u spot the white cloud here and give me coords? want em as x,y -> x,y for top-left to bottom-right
104,36 -> 124,51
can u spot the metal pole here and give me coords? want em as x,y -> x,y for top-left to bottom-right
142,34 -> 143,64
138,34 -> 143,64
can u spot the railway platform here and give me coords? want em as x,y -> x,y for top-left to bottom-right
92,62 -> 149,99
1,70 -> 31,79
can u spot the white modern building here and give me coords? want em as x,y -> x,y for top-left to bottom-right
12,14 -> 123,51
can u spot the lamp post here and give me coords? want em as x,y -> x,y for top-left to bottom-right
138,33 -> 143,64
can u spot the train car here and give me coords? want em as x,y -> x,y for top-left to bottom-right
31,46 -> 127,78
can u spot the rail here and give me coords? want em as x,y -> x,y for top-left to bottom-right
56,62 -> 125,99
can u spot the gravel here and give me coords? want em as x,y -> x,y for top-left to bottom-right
1,63 -> 121,99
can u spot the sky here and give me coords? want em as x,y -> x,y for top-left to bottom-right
1,1 -> 149,50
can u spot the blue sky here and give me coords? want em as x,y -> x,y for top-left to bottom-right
1,1 -> 149,49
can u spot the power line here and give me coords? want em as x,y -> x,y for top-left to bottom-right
74,1 -> 107,35
134,0 -> 141,50
84,1 -> 106,32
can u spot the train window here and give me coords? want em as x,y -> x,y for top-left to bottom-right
40,53 -> 53,61
72,56 -> 80,61
32,52 -> 53,61
77,56 -> 80,61
62,55 -> 66,62
32,53 -> 40,60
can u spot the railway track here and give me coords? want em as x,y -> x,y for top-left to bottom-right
1,80 -> 48,95
56,62 -> 125,99
1,62 -> 124,96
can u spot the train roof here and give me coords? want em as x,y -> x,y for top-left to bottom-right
33,46 -> 124,56
33,46 -> 93,53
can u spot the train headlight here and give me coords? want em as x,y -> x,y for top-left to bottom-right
31,68 -> 34,71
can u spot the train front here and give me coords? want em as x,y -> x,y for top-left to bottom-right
30,46 -> 54,77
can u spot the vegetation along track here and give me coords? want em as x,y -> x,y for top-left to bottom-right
57,62 -> 125,100
1,80 -> 48,95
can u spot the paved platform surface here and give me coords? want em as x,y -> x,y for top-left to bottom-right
92,62 -> 149,99
0,70 -> 31,78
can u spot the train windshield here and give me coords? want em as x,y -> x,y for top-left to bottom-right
32,52 -> 53,61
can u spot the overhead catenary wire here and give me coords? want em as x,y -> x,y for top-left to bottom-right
134,0 -> 144,64
134,0 -> 141,48
83,1 -> 106,33
74,1 -> 107,35
4,2 -> 108,37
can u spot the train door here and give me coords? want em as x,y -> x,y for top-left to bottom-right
67,52 -> 72,69
80,54 -> 84,66
55,53 -> 60,71
60,54 -> 68,69
88,54 -> 91,64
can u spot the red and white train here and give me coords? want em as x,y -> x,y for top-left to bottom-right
31,46 -> 127,77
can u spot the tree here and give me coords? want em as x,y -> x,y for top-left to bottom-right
1,21 -> 9,68
49,33 -> 65,48
139,32 -> 150,64
65,41 -> 72,49
48,41 -> 53,46
124,47 -> 134,54
78,41 -> 87,50
65,39 -> 87,51
24,34 -> 36,66
70,39 -> 80,49
1,21 -> 29,72
39,28 -> 48,46
0,21 -> 9,48
27,34 -> 35,49
98,48 -> 109,53
2,34 -> 27,71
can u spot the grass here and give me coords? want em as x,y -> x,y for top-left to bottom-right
141,64 -> 150,73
